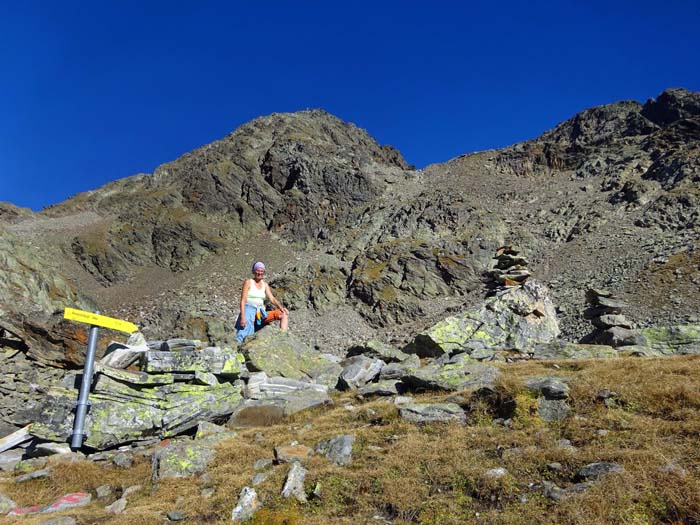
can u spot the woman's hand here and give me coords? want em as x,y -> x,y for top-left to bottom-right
240,315 -> 247,329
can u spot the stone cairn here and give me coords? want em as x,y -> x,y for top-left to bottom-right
583,289 -> 643,346
487,245 -> 531,293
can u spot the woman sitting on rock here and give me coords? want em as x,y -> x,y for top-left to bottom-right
236,261 -> 289,343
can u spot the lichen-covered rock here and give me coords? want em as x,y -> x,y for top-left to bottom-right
401,357 -> 500,392
639,325 -> 700,355
399,403 -> 466,425
346,340 -> 414,363
0,491 -> 17,514
358,380 -> 402,396
242,326 -> 342,387
532,342 -> 618,360
152,439 -> 217,479
406,280 -> 559,357
379,355 -> 421,380
29,375 -> 243,450
142,346 -> 245,376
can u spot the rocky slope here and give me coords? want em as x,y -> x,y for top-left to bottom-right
1,89 -> 699,432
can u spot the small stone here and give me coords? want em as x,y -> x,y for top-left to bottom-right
112,452 -> 133,468
485,467 -> 507,478
253,458 -> 273,471
0,492 -> 18,514
545,462 -> 562,471
95,484 -> 113,500
575,462 -> 623,481
122,485 -> 142,498
167,511 -> 186,521
201,488 -> 215,498
16,468 -> 51,483
315,435 -> 355,466
281,462 -> 308,502
393,396 -> 413,405
596,429 -> 610,436
252,471 -> 272,486
274,444 -> 313,464
105,497 -> 127,514
37,517 -> 78,525
231,487 -> 261,522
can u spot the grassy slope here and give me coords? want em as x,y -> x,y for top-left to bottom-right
2,356 -> 700,525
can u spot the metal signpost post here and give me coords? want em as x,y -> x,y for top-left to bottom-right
63,308 -> 138,451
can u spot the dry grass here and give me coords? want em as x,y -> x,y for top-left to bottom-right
2,356 -> 700,524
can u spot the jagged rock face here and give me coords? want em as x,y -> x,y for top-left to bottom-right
48,110 -> 412,285
0,225 -> 98,367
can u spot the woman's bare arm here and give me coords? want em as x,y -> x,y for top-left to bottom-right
239,279 -> 250,327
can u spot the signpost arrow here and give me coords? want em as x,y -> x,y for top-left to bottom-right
63,308 -> 138,450
64,307 -> 138,334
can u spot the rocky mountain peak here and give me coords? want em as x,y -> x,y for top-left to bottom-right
641,87 -> 700,127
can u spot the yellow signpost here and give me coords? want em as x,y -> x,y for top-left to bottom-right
64,307 -> 138,334
63,307 -> 138,450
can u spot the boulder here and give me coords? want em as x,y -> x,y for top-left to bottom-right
406,280 -> 559,357
228,389 -> 332,427
524,377 -> 570,400
337,356 -> 384,390
358,380 -> 402,396
242,326 -> 342,387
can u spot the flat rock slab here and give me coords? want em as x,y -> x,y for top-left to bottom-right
9,493 -> 92,516
399,403 -> 466,425
275,444 -> 313,464
142,347 -> 245,376
228,389 -> 332,427
533,342 -> 618,360
359,380 -> 402,396
402,359 -> 500,392
640,325 -> 700,355
29,378 -> 243,450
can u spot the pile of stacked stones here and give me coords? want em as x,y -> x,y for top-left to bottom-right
487,245 -> 531,291
583,289 -> 643,346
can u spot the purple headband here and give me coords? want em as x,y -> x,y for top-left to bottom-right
252,262 -> 266,272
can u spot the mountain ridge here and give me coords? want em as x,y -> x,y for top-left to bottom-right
1,88 -> 699,370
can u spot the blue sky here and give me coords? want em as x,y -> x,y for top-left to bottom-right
1,1 -> 699,210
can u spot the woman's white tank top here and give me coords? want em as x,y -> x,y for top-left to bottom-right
247,279 -> 266,306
